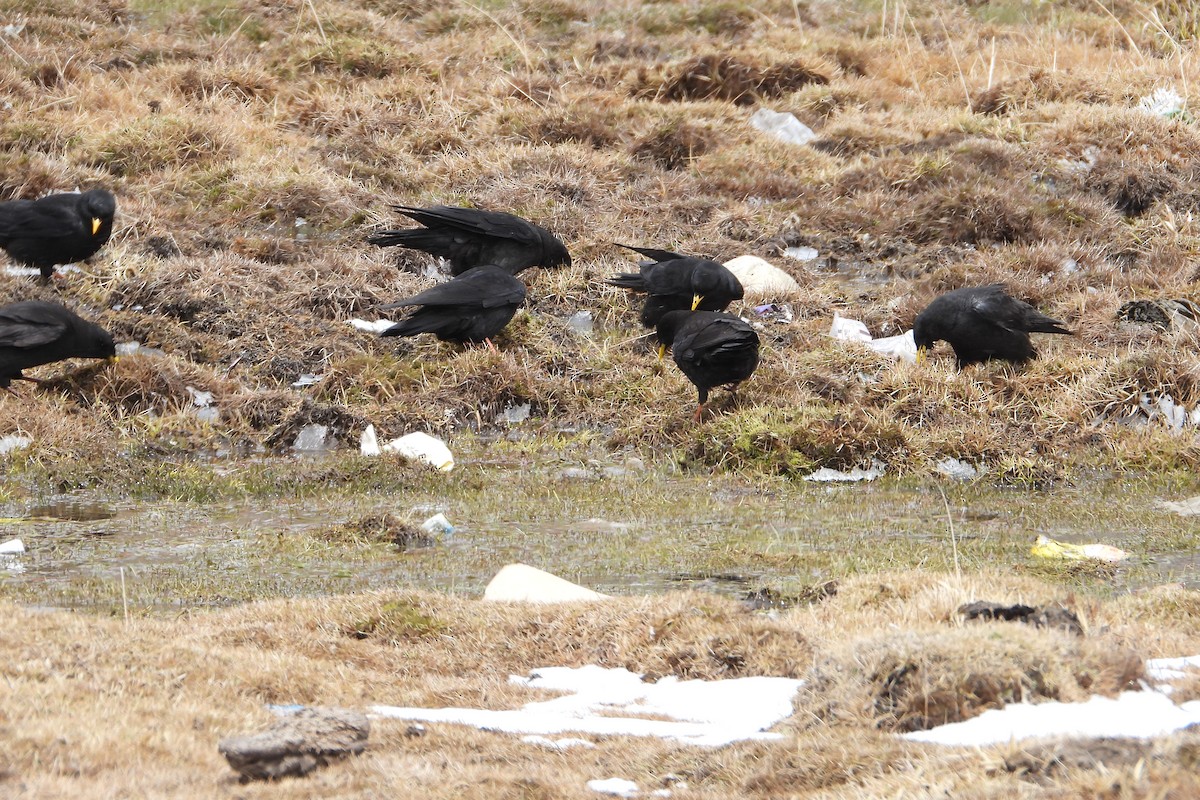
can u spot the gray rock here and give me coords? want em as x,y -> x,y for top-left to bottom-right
218,707 -> 369,781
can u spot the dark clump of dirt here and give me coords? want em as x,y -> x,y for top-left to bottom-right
263,398 -> 367,452
630,120 -> 717,170
653,54 -> 828,105
1085,157 -> 1179,216
743,581 -> 839,610
320,513 -> 434,549
1002,738 -> 1151,781
958,600 -> 1085,636
972,69 -> 1109,115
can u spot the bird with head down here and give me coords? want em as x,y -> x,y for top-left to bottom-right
913,284 -> 1072,368
368,205 -> 571,276
0,300 -> 115,390
0,189 -> 116,279
379,265 -> 527,349
656,309 -> 760,422
608,244 -> 744,328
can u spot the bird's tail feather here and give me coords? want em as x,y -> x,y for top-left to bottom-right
1028,315 -> 1072,335
606,272 -> 647,290
368,229 -> 445,250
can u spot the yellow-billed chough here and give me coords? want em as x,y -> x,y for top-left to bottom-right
368,205 -> 571,276
913,284 -> 1072,367
0,189 -> 116,278
0,300 -> 115,388
380,265 -> 526,346
656,309 -> 760,421
608,244 -> 744,327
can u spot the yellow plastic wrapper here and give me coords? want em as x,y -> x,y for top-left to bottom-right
1030,534 -> 1128,563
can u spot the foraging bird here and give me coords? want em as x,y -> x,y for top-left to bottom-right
912,284 -> 1072,367
380,265 -> 527,346
608,244 -> 744,327
0,189 -> 116,278
656,310 -> 760,422
0,300 -> 116,388
368,205 -> 571,276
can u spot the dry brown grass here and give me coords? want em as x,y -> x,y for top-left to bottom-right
1,0 -> 1196,480
4,572 -> 1200,798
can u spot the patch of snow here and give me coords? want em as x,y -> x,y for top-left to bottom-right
521,735 -> 595,750
372,664 -> 803,747
587,778 -> 640,797
905,691 -> 1200,747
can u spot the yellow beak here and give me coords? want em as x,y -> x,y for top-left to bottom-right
91,217 -> 102,235
657,344 -> 666,361
691,294 -> 703,311
916,346 -> 927,365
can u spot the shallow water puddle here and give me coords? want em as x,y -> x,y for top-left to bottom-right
0,460 -> 1198,610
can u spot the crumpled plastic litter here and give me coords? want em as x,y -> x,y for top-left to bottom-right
360,425 -> 454,471
348,318 -> 396,334
1030,535 -> 1128,563
0,537 -> 24,573
1138,87 -> 1188,120
803,463 -> 884,483
829,314 -> 918,363
749,108 -> 816,146
0,434 -> 32,455
420,513 -> 455,535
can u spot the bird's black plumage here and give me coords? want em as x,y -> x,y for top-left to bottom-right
608,244 -> 744,327
368,205 -> 571,276
913,284 -> 1072,367
0,189 -> 116,278
656,310 -> 760,421
380,265 -> 527,344
0,301 -> 115,388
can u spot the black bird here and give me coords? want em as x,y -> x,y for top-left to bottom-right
380,265 -> 527,347
0,301 -> 115,388
656,310 -> 760,422
608,244 -> 744,327
368,205 -> 571,276
0,189 -> 116,278
913,284 -> 1072,368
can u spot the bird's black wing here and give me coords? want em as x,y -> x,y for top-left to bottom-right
396,206 -> 542,246
0,198 -> 83,240
638,259 -> 730,296
968,285 -> 1056,335
614,243 -> 690,264
383,268 -> 526,310
0,305 -> 70,348
677,316 -> 758,359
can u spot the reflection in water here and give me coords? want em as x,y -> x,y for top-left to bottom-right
26,501 -> 116,522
